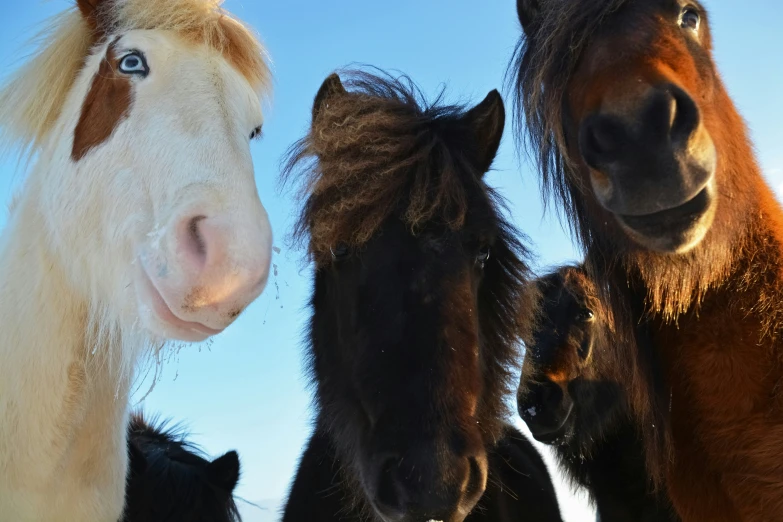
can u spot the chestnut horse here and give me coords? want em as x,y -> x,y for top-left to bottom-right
283,423 -> 562,522
518,265 -> 678,522
282,69 -> 539,522
124,412 -> 241,522
0,0 -> 271,519
513,0 -> 783,520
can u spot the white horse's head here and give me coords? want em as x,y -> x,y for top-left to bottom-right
0,0 -> 273,343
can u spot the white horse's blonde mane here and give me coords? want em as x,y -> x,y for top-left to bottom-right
0,0 -> 271,153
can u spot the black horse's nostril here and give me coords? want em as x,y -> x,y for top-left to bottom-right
375,457 -> 404,516
540,380 -> 564,410
579,114 -> 627,168
464,455 -> 488,501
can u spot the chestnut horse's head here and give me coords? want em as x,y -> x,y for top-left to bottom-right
286,71 -> 532,522
0,0 -> 273,344
514,0 -> 755,258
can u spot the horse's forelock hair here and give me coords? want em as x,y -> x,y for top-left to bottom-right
282,69 -> 490,266
0,0 -> 270,156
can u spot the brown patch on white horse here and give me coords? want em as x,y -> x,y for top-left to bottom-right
72,39 -> 132,161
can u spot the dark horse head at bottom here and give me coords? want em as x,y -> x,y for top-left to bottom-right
122,412 -> 242,522
282,68 -> 549,522
518,265 -> 679,522
283,423 -> 562,522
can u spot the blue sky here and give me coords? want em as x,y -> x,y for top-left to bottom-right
1,1 -> 782,520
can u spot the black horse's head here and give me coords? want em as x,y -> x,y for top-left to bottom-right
285,70 -> 532,522
518,266 -> 623,445
123,413 -> 241,522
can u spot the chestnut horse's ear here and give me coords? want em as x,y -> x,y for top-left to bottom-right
464,90 -> 505,175
76,0 -> 108,34
312,73 -> 346,121
207,450 -> 241,493
517,0 -> 541,34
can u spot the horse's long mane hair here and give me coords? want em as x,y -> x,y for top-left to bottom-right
0,0 -> 270,154
509,0 -> 674,483
282,68 -> 534,449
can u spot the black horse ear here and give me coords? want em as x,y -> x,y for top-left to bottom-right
127,440 -> 148,477
517,0 -> 541,34
464,90 -> 505,175
207,450 -> 241,492
312,73 -> 346,121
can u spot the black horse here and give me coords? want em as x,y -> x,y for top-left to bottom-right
283,423 -> 562,521
281,69 -> 560,522
122,412 -> 241,522
518,266 -> 678,522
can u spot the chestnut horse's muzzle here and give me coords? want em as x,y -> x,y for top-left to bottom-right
578,83 -> 718,253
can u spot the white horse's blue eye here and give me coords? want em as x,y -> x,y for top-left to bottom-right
119,52 -> 149,76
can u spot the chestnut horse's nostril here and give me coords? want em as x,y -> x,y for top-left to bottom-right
579,115 -> 626,169
668,85 -> 700,147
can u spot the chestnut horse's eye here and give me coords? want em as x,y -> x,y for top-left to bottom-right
476,245 -> 491,268
578,309 -> 595,322
330,243 -> 350,261
680,7 -> 700,31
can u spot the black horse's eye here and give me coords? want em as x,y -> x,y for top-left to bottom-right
476,245 -> 491,268
578,309 -> 595,322
118,52 -> 149,77
680,7 -> 700,31
250,126 -> 263,140
330,244 -> 350,260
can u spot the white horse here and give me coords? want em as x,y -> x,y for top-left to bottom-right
0,0 -> 273,520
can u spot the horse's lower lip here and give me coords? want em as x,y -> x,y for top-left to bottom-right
138,266 -> 223,338
618,186 -> 712,238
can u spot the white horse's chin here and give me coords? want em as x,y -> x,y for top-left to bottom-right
134,264 -> 223,343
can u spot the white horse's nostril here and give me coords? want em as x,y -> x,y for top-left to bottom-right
188,216 -> 207,259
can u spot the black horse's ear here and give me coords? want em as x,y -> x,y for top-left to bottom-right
127,440 -> 148,477
517,0 -> 541,34
312,73 -> 346,121
207,450 -> 241,492
464,90 -> 505,175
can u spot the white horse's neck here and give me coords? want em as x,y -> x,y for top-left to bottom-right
0,178 -> 132,521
